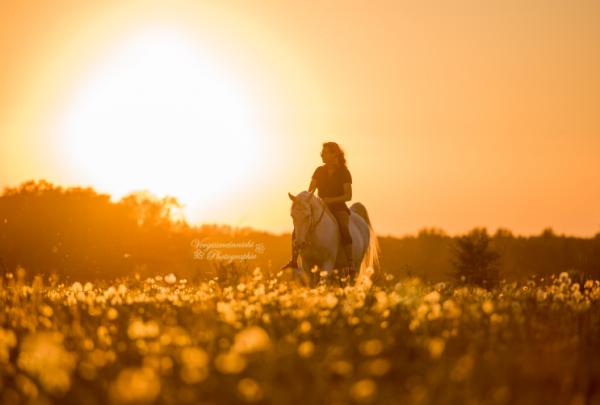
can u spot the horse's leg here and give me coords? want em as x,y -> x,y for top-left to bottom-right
322,258 -> 335,275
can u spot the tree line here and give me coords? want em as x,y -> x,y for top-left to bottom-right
1,180 -> 598,282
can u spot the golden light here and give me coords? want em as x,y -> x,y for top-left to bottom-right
57,26 -> 266,217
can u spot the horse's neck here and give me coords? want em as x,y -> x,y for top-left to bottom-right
310,197 -> 335,232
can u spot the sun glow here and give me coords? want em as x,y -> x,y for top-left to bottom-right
58,27 -> 266,218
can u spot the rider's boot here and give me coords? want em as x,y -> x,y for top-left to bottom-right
281,238 -> 300,270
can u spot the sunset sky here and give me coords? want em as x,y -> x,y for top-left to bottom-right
1,0 -> 599,237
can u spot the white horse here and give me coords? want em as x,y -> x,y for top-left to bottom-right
287,190 -> 380,283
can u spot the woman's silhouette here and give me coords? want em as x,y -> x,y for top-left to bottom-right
282,142 -> 354,273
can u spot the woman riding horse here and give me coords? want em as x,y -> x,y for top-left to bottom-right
282,141 -> 354,273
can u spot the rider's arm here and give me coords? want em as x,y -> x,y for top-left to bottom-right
308,178 -> 317,193
323,183 -> 352,203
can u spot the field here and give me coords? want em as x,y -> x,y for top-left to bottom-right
1,267 -> 599,404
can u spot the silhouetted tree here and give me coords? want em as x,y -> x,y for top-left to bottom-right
451,227 -> 501,288
493,228 -> 514,239
540,227 -> 557,238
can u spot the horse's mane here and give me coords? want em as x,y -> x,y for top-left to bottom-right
294,191 -> 337,223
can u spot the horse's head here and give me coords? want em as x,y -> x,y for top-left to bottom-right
288,191 -> 315,248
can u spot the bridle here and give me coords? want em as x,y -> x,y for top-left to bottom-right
295,193 -> 327,248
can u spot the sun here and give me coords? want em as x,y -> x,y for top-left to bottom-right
58,27 -> 266,218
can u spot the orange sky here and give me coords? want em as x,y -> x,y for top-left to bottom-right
1,0 -> 599,237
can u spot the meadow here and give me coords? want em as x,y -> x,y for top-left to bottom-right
0,267 -> 598,404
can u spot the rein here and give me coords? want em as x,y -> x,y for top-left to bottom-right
296,194 -> 327,248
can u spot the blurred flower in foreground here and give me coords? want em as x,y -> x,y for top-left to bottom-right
359,339 -> 383,356
0,328 -> 17,363
109,367 -> 160,404
179,347 -> 209,384
427,337 -> 445,359
351,378 -> 377,403
297,341 -> 315,358
17,332 -> 76,396
214,351 -> 247,374
127,319 -> 160,340
232,326 -> 271,354
238,378 -> 263,402
164,273 -> 177,284
482,300 -> 494,314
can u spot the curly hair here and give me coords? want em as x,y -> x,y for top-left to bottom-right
322,142 -> 347,167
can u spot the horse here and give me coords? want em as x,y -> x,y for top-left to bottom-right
287,190 -> 380,285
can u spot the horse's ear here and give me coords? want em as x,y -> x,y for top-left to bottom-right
288,192 -> 296,201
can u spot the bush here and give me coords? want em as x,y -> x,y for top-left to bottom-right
451,227 -> 501,288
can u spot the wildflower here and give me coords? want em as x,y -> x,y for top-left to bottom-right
127,319 -> 160,340
164,273 -> 177,284
536,290 -> 548,302
17,332 -> 77,396
109,367 -> 160,403
0,328 -> 17,363
299,320 -> 312,334
424,290 -> 441,304
359,339 -> 383,356
39,304 -> 54,318
350,379 -> 377,403
107,307 -> 119,320
238,378 -> 263,402
365,358 -> 391,376
490,313 -> 504,325
216,301 -> 238,325
330,360 -> 353,376
427,337 -> 445,359
409,319 -> 420,331
482,300 -> 494,314
558,272 -> 571,285
117,284 -> 128,296
297,341 -> 315,358
232,326 -> 271,354
442,299 -> 461,319
214,351 -> 246,374
323,293 -> 338,309
179,347 -> 209,384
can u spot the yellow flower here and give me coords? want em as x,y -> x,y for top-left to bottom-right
164,273 -> 177,284
232,326 -> 271,354
482,300 -> 494,314
238,378 -> 263,402
427,337 -> 445,359
424,291 -> 441,304
0,328 -> 17,364
109,367 -> 160,403
214,351 -> 246,374
297,341 -> 315,358
179,347 -> 209,384
365,358 -> 391,377
299,320 -> 312,334
359,339 -> 383,356
127,319 -> 160,340
17,332 -> 77,396
350,379 -> 377,403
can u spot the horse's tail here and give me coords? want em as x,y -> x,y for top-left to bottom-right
350,202 -> 381,277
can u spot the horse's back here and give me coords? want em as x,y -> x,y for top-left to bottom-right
349,202 -> 371,227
